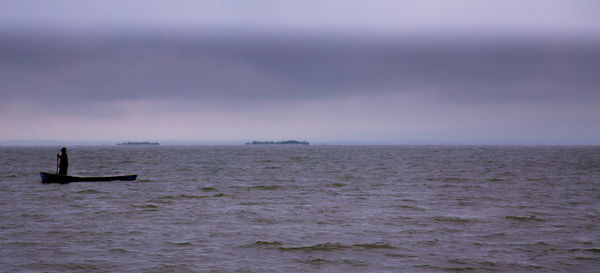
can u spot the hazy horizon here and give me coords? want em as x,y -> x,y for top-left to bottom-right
2,139 -> 598,146
2,1 -> 600,145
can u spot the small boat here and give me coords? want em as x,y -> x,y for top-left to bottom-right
40,171 -> 137,184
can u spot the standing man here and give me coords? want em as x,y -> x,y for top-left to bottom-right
57,147 -> 68,176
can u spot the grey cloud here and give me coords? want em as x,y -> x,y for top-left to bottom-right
2,32 -> 599,105
2,0 -> 600,35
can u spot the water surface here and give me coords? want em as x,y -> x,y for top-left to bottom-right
0,145 -> 599,272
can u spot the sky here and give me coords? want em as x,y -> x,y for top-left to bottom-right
1,0 -> 600,144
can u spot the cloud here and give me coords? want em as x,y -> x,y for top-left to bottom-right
2,32 -> 599,107
2,92 -> 599,143
2,0 -> 600,35
2,0 -> 600,144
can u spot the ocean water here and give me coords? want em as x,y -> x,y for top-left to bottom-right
0,145 -> 599,272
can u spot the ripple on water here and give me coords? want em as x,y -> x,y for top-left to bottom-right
243,241 -> 283,249
134,204 -> 160,211
74,189 -> 110,195
23,261 -> 110,272
432,216 -> 477,223
109,248 -> 131,253
155,194 -> 210,201
168,241 -> 193,246
277,242 -> 395,252
250,185 -> 283,191
201,187 -> 217,192
505,215 -> 545,222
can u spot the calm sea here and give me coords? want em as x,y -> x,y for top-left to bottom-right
0,145 -> 599,272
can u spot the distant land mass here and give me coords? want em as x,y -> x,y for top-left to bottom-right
246,140 -> 309,145
117,141 -> 159,145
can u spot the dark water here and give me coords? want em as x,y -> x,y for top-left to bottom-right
1,145 -> 599,272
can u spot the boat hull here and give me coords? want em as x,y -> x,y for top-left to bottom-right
40,171 -> 137,184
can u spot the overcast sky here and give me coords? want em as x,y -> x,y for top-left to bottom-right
1,1 -> 599,144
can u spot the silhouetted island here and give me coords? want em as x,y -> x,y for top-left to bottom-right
246,140 -> 309,145
117,142 -> 159,145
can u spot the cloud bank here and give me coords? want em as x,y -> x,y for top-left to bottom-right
1,1 -> 600,144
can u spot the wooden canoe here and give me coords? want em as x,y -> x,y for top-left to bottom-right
40,171 -> 137,184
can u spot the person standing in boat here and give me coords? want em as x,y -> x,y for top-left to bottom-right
57,147 -> 68,176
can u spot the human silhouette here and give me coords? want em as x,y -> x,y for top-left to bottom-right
57,147 -> 68,176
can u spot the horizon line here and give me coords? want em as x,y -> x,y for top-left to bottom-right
1,140 -> 599,146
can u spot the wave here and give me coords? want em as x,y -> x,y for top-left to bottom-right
169,241 -> 193,246
295,258 -> 369,267
505,215 -> 545,222
134,204 -> 159,211
109,248 -> 131,253
295,258 -> 329,265
443,177 -> 469,182
9,241 -> 39,246
28,262 -> 102,271
244,241 -> 395,252
396,205 -> 426,211
248,241 -> 283,248
481,232 -> 505,239
279,243 -> 349,252
570,248 -> 600,253
570,248 -> 600,261
179,194 -> 208,199
385,253 -> 417,258
76,189 -> 107,194
278,242 -> 395,252
353,242 -> 395,249
415,264 -> 476,271
20,213 -> 45,218
416,240 -> 439,246
341,259 -> 369,267
250,185 -> 283,190
158,194 -> 209,200
433,216 -> 475,223
239,201 -> 264,206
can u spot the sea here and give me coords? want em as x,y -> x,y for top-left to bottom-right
0,145 -> 599,272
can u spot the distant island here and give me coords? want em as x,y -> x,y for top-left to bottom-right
246,140 -> 309,145
117,141 -> 159,145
